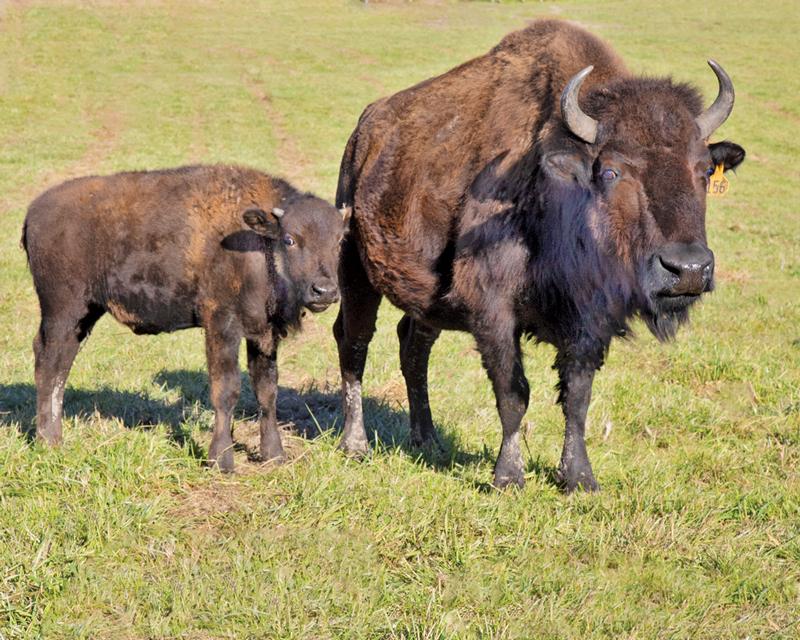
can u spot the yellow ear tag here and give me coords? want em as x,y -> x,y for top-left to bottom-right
707,164 -> 729,197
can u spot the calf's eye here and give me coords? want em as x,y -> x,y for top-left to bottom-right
705,166 -> 716,178
283,234 -> 295,246
600,168 -> 619,182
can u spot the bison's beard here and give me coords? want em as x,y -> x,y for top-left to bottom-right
641,301 -> 692,342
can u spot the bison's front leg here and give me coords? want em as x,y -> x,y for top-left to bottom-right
246,338 -> 285,464
475,324 -> 529,489
555,355 -> 599,492
205,318 -> 241,472
334,234 -> 382,457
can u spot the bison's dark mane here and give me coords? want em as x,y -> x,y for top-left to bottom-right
519,153 -> 691,360
522,173 -> 636,362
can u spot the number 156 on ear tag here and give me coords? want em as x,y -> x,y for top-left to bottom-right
707,164 -> 729,197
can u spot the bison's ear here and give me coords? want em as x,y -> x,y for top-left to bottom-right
541,151 -> 591,187
243,208 -> 281,239
710,141 -> 745,172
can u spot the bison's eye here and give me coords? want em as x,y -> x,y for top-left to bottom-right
600,168 -> 619,182
283,234 -> 296,247
705,166 -> 716,178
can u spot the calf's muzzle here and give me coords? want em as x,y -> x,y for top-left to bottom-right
305,279 -> 340,311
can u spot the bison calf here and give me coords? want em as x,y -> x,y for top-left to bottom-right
23,165 -> 345,471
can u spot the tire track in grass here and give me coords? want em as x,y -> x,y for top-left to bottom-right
242,74 -> 313,188
1,106 -> 123,214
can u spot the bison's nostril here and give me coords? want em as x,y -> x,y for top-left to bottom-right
658,255 -> 682,277
312,284 -> 328,296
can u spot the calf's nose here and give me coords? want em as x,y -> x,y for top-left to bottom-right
655,243 -> 714,296
310,281 -> 339,301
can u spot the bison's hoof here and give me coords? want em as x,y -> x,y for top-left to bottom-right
409,430 -> 444,453
338,436 -> 369,459
207,444 -> 235,473
557,467 -> 599,493
493,470 -> 525,490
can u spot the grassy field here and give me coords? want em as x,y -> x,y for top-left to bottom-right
1,0 -> 799,637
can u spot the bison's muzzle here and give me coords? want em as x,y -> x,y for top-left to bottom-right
647,242 -> 714,308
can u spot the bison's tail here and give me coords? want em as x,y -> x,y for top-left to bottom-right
335,127 -> 360,213
337,101 -> 383,212
20,217 -> 29,259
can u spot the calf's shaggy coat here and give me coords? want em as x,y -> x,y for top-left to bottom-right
335,19 -> 745,491
24,165 -> 344,471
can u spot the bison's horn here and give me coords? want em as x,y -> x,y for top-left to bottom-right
695,59 -> 735,140
560,66 -> 598,144
272,207 -> 285,218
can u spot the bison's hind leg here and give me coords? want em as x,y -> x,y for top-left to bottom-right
33,302 -> 105,444
397,315 -> 442,449
334,234 -> 382,457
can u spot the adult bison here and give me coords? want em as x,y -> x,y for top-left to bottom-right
23,165 -> 345,472
334,19 -> 745,491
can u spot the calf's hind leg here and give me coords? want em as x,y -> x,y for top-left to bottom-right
34,303 -> 104,444
333,234 -> 382,456
397,315 -> 441,447
205,318 -> 241,472
246,338 -> 284,463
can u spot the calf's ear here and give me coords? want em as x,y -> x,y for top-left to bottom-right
243,208 -> 281,239
710,141 -> 746,172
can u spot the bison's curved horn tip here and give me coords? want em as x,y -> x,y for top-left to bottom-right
695,59 -> 735,140
272,207 -> 285,218
561,65 -> 599,145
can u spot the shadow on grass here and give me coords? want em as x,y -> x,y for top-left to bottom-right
0,369 -> 544,483
0,382 -> 206,458
155,370 -> 496,475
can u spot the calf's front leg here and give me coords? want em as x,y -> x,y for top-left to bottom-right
205,319 -> 241,472
246,337 -> 285,463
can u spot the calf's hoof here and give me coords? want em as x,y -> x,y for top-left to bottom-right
207,443 -> 235,473
338,435 -> 369,459
557,466 -> 599,493
261,451 -> 286,465
35,427 -> 62,446
261,431 -> 286,464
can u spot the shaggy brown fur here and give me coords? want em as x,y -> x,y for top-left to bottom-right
334,19 -> 745,491
24,165 -> 345,471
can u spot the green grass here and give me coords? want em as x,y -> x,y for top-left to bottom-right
1,1 -> 799,638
